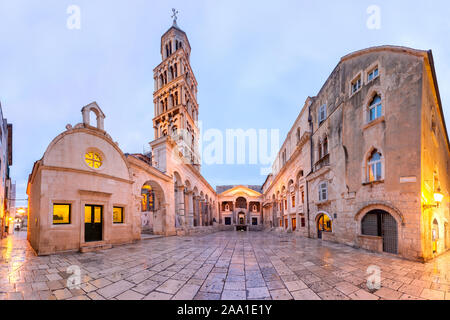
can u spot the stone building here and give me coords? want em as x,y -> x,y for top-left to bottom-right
27,103 -> 139,254
263,46 -> 450,261
0,102 -> 13,239
216,185 -> 264,231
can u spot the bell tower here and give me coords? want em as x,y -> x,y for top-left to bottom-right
152,9 -> 201,171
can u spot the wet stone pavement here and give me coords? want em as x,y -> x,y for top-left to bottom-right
1,231 -> 449,300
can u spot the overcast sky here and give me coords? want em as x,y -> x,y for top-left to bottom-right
1,0 -> 449,204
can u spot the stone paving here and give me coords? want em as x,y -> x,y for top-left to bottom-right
1,231 -> 449,300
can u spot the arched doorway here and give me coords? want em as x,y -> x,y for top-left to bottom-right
432,219 -> 439,254
361,209 -> 398,254
141,180 -> 166,234
317,214 -> 332,239
238,212 -> 245,225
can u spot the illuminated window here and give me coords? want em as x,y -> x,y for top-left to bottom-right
291,195 -> 295,208
113,207 -> 124,224
284,199 -> 287,210
53,204 -> 71,224
85,152 -> 102,169
368,151 -> 382,182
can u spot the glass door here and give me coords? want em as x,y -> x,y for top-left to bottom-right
85,205 -> 103,242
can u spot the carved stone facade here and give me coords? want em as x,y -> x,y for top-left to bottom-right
263,46 -> 450,261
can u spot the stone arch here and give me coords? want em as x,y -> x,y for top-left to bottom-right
315,211 -> 333,239
314,210 -> 333,223
235,197 -> 247,210
363,86 -> 383,108
140,179 -> 167,234
357,205 -> 401,254
82,102 -> 105,130
355,202 -> 405,227
363,86 -> 385,123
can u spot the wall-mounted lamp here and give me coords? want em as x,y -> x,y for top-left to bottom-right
423,187 -> 444,209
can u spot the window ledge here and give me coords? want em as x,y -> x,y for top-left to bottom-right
363,116 -> 385,130
362,179 -> 384,186
349,88 -> 362,98
366,75 -> 380,84
317,200 -> 331,206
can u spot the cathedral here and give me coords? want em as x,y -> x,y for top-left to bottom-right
27,16 -> 450,261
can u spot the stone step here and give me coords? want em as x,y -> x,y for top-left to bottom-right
141,234 -> 163,241
80,241 -> 112,253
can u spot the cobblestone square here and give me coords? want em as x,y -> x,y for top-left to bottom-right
1,231 -> 449,300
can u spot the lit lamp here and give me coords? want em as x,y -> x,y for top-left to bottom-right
424,187 -> 444,209
433,187 -> 444,207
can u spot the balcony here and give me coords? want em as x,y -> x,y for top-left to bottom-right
314,153 -> 330,171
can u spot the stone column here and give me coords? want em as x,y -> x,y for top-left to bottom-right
295,188 -> 299,232
233,203 -> 236,225
176,186 -> 185,227
287,195 -> 292,231
260,203 -> 263,225
188,192 -> 194,227
219,202 -> 222,224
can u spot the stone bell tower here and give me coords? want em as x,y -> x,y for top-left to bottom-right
151,9 -> 201,171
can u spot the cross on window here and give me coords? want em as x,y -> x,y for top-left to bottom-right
85,152 -> 102,169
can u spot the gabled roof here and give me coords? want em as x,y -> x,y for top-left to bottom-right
217,185 -> 262,197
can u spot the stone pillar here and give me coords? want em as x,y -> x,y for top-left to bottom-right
177,186 -> 185,227
233,204 -> 236,225
287,195 -> 292,231
295,188 -> 299,232
188,192 -> 194,227
260,203 -> 263,225
219,202 -> 222,224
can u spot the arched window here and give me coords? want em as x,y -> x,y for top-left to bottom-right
236,197 -> 247,209
368,150 -> 382,182
297,127 -> 301,143
368,94 -> 382,122
252,204 -> 257,212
